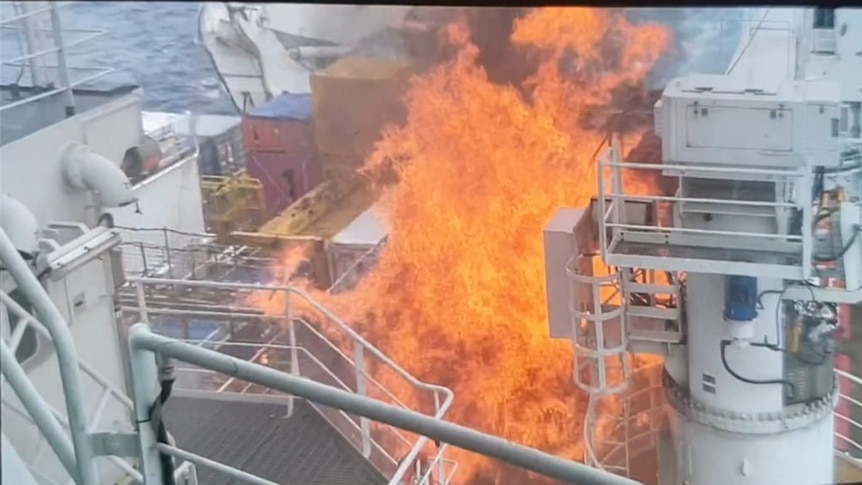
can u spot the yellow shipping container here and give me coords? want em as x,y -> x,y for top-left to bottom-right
311,57 -> 414,160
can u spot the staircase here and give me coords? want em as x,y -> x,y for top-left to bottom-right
119,275 -> 459,485
1,220 -> 458,485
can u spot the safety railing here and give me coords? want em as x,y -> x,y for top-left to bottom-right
329,237 -> 388,295
0,290 -> 142,484
566,254 -> 630,395
583,361 -> 666,482
123,276 -> 457,485
595,135 -> 813,279
114,227 -> 278,282
128,323 -> 643,485
0,1 -> 116,113
835,369 -> 862,474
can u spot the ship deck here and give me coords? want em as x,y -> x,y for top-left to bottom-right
164,397 -> 386,485
0,84 -> 138,146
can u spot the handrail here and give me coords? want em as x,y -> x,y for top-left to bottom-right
0,290 -> 143,483
0,338 -> 78,478
128,276 -> 454,485
128,276 -> 454,413
127,323 -> 644,485
0,229 -> 99,484
836,369 -> 862,462
594,143 -> 815,275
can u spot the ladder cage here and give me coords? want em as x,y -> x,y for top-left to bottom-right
567,253 -> 631,395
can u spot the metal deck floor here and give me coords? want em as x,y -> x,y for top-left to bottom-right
163,396 -> 387,485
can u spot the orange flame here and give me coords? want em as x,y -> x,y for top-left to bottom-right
253,8 -> 670,484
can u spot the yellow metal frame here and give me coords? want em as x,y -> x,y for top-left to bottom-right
201,171 -> 267,242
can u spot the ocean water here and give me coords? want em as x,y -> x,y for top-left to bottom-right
62,1 -> 235,114
0,1 -> 234,114
2,4 -> 755,115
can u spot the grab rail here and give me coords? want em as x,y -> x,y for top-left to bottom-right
127,323 -> 643,485
127,276 -> 455,485
0,291 -> 142,484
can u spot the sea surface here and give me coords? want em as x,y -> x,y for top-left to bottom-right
2,3 -> 758,115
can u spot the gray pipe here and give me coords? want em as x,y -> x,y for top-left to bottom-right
0,229 -> 99,485
0,338 -> 78,479
128,324 -> 642,485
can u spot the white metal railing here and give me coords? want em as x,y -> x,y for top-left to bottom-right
124,276 -> 458,485
835,369 -> 862,469
566,254 -> 630,395
0,2 -> 115,114
328,237 -> 389,295
115,227 -> 220,280
595,136 -> 813,278
0,291 -> 143,484
583,362 -> 666,479
0,225 -> 642,485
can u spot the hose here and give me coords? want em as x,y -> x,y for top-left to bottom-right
719,340 -> 796,398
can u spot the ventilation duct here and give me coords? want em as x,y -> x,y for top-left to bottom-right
61,142 -> 138,208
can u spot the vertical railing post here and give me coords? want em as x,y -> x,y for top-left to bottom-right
434,391 -> 445,484
0,228 -> 100,485
139,241 -> 148,276
286,290 -> 299,417
135,280 -> 149,324
163,228 -> 174,279
354,342 -> 372,458
48,2 -> 76,117
597,151 -> 608,256
127,324 -> 166,483
800,171 -> 813,280
610,134 -> 625,244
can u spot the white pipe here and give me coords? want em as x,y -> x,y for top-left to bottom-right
0,228 -> 99,485
128,324 -> 644,485
0,338 -> 78,479
0,195 -> 40,258
61,142 -> 138,208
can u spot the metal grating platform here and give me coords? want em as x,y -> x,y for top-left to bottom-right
163,396 -> 387,485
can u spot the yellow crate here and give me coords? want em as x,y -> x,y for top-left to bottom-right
311,57 -> 414,159
201,171 -> 267,242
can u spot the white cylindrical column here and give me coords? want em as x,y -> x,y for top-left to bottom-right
663,273 -> 836,485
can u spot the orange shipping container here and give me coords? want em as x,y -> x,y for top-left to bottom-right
311,57 -> 414,159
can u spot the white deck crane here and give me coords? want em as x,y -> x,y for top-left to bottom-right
544,7 -> 862,485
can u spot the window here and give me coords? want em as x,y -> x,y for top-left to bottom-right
6,288 -> 39,364
813,8 -> 835,29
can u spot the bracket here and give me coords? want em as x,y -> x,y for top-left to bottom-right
90,432 -> 140,457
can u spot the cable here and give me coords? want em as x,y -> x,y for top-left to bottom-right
813,224 -> 860,263
720,339 -> 796,398
149,357 -> 177,485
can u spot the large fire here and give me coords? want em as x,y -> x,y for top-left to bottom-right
254,7 -> 670,485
